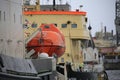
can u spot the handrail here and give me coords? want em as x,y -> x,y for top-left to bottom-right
0,72 -> 40,80
25,28 -> 41,44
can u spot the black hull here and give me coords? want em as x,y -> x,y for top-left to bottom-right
57,63 -> 98,80
66,63 -> 98,80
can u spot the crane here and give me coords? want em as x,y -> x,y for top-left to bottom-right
115,0 -> 120,46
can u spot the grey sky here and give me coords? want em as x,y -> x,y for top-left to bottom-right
69,0 -> 115,36
77,0 -> 115,36
31,0 -> 116,36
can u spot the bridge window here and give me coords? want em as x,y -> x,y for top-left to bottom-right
61,24 -> 67,28
54,23 -> 57,27
31,22 -> 37,28
71,24 -> 77,28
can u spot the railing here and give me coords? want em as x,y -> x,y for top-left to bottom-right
0,72 -> 40,80
24,27 -> 41,44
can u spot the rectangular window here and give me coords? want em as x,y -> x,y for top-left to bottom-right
71,24 -> 77,28
54,23 -> 57,27
61,58 -> 64,63
83,24 -> 86,29
31,22 -> 37,28
85,17 -> 87,22
14,13 -> 15,23
4,11 -> 5,21
118,55 -> 120,59
20,15 -> 22,24
0,11 -> 1,21
61,24 -> 67,28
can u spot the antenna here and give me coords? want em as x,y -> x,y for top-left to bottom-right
80,5 -> 83,11
100,22 -> 104,39
36,0 -> 40,5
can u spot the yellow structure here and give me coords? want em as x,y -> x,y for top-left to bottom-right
23,10 -> 90,69
22,2 -> 106,79
23,0 -> 40,11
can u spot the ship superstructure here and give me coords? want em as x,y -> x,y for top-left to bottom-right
23,8 -> 90,66
22,1 -> 106,80
0,0 -> 24,58
0,0 -> 106,80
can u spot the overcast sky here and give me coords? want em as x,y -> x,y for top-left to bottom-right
30,0 -> 116,36
72,0 -> 116,36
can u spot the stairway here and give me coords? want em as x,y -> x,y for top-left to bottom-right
24,27 -> 41,44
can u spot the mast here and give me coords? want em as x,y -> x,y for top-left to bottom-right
115,0 -> 120,46
53,0 -> 56,10
36,0 -> 40,11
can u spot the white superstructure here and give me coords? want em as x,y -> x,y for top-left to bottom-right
0,0 -> 25,58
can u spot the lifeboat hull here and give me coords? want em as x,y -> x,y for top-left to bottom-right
27,24 -> 65,57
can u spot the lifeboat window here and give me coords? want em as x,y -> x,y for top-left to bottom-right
61,24 -> 67,28
71,24 -> 77,28
44,25 -> 49,28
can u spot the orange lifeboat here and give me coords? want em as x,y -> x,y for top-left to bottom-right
27,24 -> 65,58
